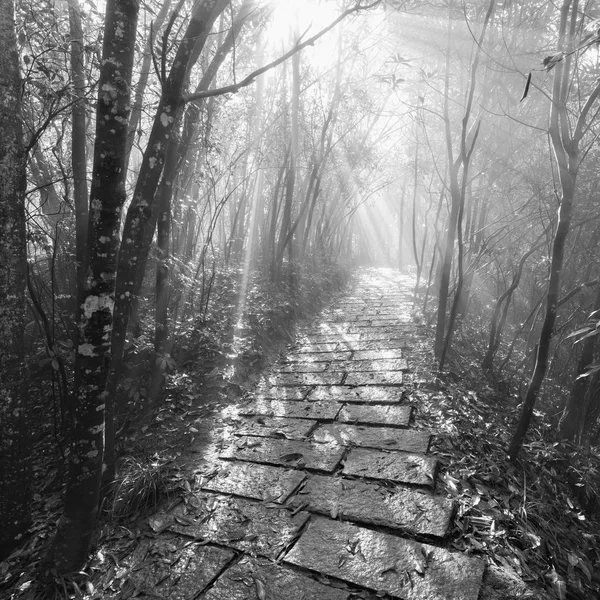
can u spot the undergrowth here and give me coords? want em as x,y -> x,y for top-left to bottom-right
0,260 -> 351,599
420,321 -> 600,600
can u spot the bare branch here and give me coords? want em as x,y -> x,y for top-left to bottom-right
183,0 -> 381,104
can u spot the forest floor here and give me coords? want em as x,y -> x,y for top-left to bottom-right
4,268 -> 600,599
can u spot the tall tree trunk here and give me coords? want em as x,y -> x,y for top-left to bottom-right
68,0 -> 89,302
125,0 -> 172,171
51,0 -> 139,573
104,0 -> 226,487
0,0 -> 30,561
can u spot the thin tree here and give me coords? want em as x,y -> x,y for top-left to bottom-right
0,0 -> 30,561
508,0 -> 600,459
51,0 -> 140,572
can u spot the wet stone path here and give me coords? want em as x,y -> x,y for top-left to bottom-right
126,270 -> 485,599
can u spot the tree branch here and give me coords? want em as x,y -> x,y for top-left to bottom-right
183,0 -> 381,104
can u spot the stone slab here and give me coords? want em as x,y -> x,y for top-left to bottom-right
357,332 -> 405,341
307,386 -> 404,404
277,362 -> 329,373
220,436 -> 345,472
291,475 -> 453,537
294,343 -> 340,353
269,372 -> 346,387
284,517 -> 485,600
336,359 -> 409,372
170,494 -> 309,559
352,349 -> 403,360
338,404 -> 412,427
203,555 -> 352,600
369,319 -> 407,327
238,399 -> 343,421
284,351 -> 353,363
343,447 -> 437,487
312,424 -> 430,453
253,386 -> 310,401
305,333 -> 361,343
339,339 -> 405,350
117,538 -> 234,600
344,371 -> 404,386
232,416 -> 316,440
202,461 -> 306,503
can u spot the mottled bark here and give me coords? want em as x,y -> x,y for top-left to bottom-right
0,0 -> 30,561
51,0 -> 139,573
104,0 -> 226,485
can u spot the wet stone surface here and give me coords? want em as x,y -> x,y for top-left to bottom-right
303,333 -> 362,343
344,371 -> 404,386
343,447 -> 437,487
284,517 -> 485,600
114,537 -> 234,600
230,416 -> 316,440
269,372 -> 346,386
201,461 -> 306,503
253,386 -> 310,401
237,398 -> 343,420
277,362 -> 330,373
201,555 -> 353,600
307,386 -> 404,404
294,343 -> 340,353
170,493 -> 309,559
284,351 -> 353,363
290,475 -> 453,537
220,436 -> 345,472
335,359 -> 409,372
340,338 -> 405,350
351,349 -> 403,360
123,269 -> 484,600
338,404 -> 412,427
312,424 -> 431,453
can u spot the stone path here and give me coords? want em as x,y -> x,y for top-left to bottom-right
123,269 -> 485,599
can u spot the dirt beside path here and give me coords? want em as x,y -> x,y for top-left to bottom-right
101,268 -> 487,599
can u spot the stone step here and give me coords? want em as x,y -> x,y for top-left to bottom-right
202,555 -> 353,600
312,423 -> 430,454
201,461 -> 306,503
238,398 -> 343,421
290,475 -> 454,538
308,386 -> 404,404
230,416 -> 316,440
284,517 -> 485,600
338,404 -> 412,427
220,436 -> 345,472
169,493 -> 309,560
344,371 -> 404,386
343,447 -> 437,487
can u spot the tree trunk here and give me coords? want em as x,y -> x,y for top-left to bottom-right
104,0 -> 226,486
0,0 -> 30,560
508,0 -> 600,459
68,0 -> 89,303
558,282 -> 600,440
51,0 -> 139,573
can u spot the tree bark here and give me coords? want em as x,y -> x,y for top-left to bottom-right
104,0 -> 226,486
508,0 -> 583,460
68,0 -> 89,303
51,0 -> 139,573
0,0 -> 30,561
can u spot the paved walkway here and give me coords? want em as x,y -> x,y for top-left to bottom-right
120,269 -> 485,599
